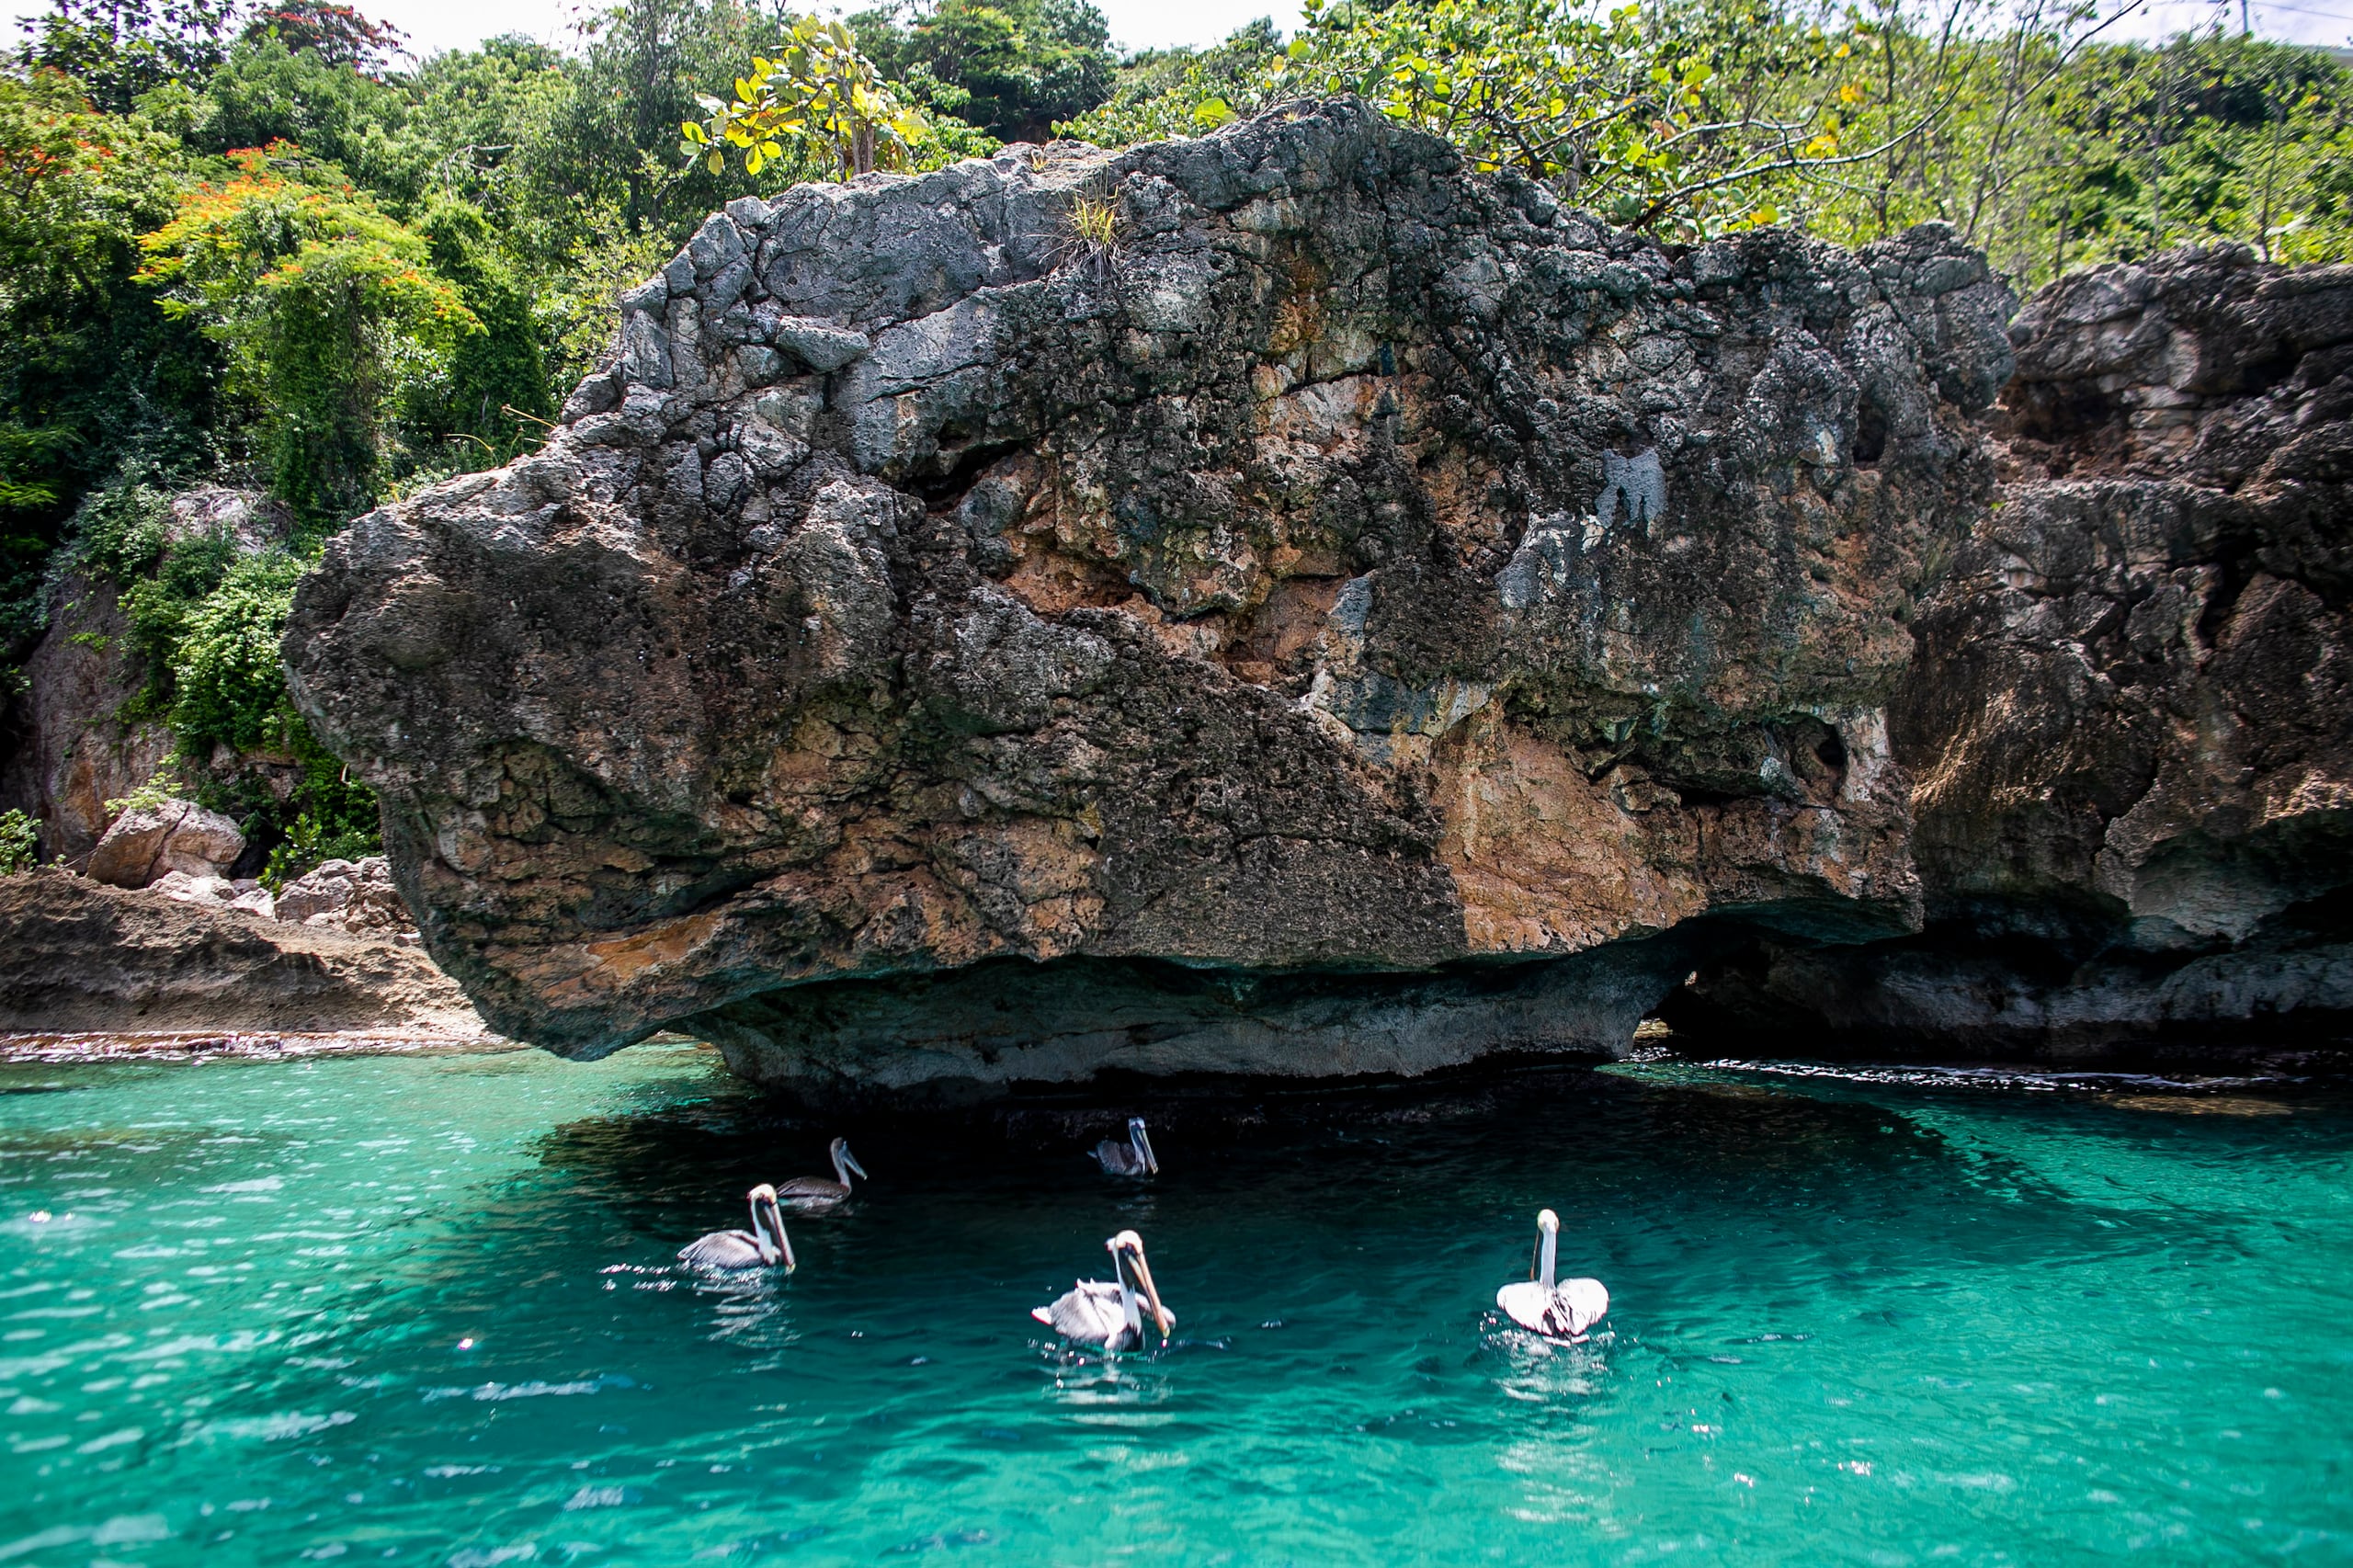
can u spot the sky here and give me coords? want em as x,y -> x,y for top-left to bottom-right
4,0 -> 2347,67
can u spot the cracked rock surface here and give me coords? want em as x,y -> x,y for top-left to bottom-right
288,100 -> 2036,1096
1674,245 -> 2353,1055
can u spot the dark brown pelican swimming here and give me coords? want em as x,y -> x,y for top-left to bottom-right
1031,1229 -> 1175,1351
1093,1117 -> 1158,1176
777,1138 -> 869,1211
1495,1208 -> 1608,1340
678,1184 -> 794,1271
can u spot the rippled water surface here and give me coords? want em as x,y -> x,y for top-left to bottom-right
0,1042 -> 2348,1565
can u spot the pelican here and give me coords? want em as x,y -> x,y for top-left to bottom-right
1031,1229 -> 1175,1351
777,1137 -> 869,1211
677,1184 -> 794,1271
1495,1209 -> 1608,1340
1093,1117 -> 1158,1176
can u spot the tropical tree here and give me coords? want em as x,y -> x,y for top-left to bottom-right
684,16 -> 935,178
855,0 -> 1114,142
133,142 -> 478,518
14,0 -> 243,112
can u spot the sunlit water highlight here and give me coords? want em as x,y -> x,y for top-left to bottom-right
0,1042 -> 2347,1564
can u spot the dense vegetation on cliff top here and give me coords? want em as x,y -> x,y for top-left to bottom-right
2,0 -> 2349,877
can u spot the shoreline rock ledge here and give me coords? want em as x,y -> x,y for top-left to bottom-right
283,100 -> 2341,1099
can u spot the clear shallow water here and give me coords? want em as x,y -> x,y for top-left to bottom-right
0,1044 -> 2347,1566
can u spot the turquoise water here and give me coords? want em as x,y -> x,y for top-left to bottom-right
0,1043 -> 2347,1565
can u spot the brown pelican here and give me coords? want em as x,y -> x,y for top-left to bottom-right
1031,1229 -> 1175,1351
1093,1117 -> 1158,1176
777,1138 -> 869,1211
677,1184 -> 794,1270
1495,1209 -> 1608,1340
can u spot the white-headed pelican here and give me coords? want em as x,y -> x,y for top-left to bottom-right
1495,1208 -> 1607,1340
1032,1229 -> 1174,1351
679,1184 -> 794,1271
777,1137 -> 869,1211
1093,1117 -> 1157,1176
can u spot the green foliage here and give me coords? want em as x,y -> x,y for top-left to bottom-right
260,799 -> 373,890
0,72 -> 219,657
683,17 -> 939,179
17,0 -> 242,112
240,1 -> 407,74
190,35 -> 411,186
1070,0 -> 1876,236
1068,21 -> 1282,149
1069,4 -> 2353,276
133,142 -> 480,519
855,0 -> 1114,142
103,760 -> 185,815
66,483 -> 383,881
412,196 -> 550,460
165,544 -> 302,750
0,808 -> 39,872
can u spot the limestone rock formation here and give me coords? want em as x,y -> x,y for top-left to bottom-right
0,488 -> 289,867
273,855 -> 415,936
0,572 -> 176,867
286,100 -> 2019,1096
1672,245 -> 2353,1053
85,796 -> 246,889
0,869 -> 489,1037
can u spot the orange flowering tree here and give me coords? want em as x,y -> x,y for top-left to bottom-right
135,142 -> 479,519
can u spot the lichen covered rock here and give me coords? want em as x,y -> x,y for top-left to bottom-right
286,101 -> 2022,1093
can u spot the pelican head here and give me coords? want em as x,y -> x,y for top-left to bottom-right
1107,1229 -> 1173,1340
1529,1207 -> 1559,1291
830,1137 -> 870,1185
1127,1117 -> 1158,1175
748,1183 -> 795,1272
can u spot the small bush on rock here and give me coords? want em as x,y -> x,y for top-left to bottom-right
0,810 -> 39,873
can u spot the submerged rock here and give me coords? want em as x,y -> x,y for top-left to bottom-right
282,104 -> 2343,1092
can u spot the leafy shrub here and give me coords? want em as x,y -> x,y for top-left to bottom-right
261,805 -> 376,892
166,549 -> 307,753
0,810 -> 40,873
103,763 -> 188,817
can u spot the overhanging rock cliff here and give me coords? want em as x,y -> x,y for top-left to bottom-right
286,99 -> 2024,1096
1673,247 -> 2353,1054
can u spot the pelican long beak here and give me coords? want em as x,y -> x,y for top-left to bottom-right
762,1196 -> 796,1273
1127,1244 -> 1173,1341
1135,1125 -> 1158,1176
841,1146 -> 870,1182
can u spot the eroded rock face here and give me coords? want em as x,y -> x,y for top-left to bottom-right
0,869 -> 487,1037
1671,246 -> 2353,1054
0,573 -> 176,867
286,101 -> 2018,1093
